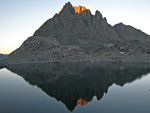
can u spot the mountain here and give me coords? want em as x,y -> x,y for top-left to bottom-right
6,63 -> 150,111
34,2 -> 120,43
0,54 -> 7,69
113,23 -> 150,42
5,2 -> 150,64
0,54 -> 7,60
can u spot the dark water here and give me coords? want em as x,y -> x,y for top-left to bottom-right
0,63 -> 150,113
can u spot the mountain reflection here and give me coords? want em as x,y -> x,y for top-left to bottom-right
6,63 -> 150,111
77,98 -> 91,106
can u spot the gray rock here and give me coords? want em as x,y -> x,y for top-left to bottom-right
5,2 -> 150,64
0,54 -> 7,60
113,23 -> 150,43
34,2 -> 120,44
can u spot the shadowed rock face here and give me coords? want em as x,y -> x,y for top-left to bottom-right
0,54 -> 7,68
113,23 -> 150,43
34,2 -> 119,44
0,54 -> 7,60
6,63 -> 150,111
5,2 -> 150,64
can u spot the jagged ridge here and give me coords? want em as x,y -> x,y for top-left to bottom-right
34,2 -> 120,44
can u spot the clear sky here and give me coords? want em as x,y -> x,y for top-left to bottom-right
0,0 -> 150,54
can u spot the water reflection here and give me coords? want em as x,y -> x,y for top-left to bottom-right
6,63 -> 150,111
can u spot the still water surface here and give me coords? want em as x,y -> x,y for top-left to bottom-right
0,63 -> 150,113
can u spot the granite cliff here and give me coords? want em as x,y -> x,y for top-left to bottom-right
5,2 -> 150,64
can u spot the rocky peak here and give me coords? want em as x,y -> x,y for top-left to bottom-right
59,2 -> 91,15
95,10 -> 103,20
5,2 -> 150,64
73,5 -> 91,14
59,2 -> 75,15
113,23 -> 150,42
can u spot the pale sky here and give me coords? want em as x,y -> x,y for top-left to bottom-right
0,0 -> 150,54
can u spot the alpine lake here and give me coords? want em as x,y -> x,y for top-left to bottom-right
0,62 -> 150,113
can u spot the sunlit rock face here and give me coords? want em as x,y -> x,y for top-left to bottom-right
5,2 -> 150,64
73,6 -> 90,14
60,3 -> 91,14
